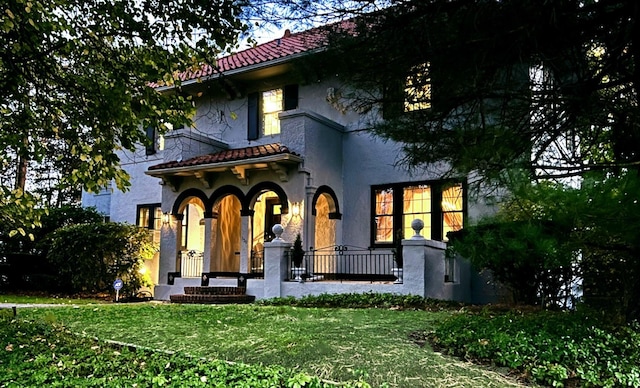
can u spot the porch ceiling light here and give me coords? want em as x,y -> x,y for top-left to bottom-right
292,202 -> 301,217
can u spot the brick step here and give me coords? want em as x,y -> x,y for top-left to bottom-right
169,294 -> 255,304
183,286 -> 247,295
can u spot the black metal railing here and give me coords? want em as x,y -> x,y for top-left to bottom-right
250,249 -> 264,279
287,245 -> 397,283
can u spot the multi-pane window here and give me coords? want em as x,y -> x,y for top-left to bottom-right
404,62 -> 431,112
402,185 -> 432,240
248,85 -> 298,140
373,188 -> 394,243
144,128 -> 165,156
262,88 -> 283,136
372,181 -> 465,246
441,184 -> 464,241
136,203 -> 162,243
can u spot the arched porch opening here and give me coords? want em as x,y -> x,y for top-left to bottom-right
314,194 -> 337,250
175,196 -> 206,278
247,182 -> 290,275
210,195 -> 242,273
311,185 -> 341,250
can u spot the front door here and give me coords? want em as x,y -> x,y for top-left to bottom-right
263,198 -> 282,242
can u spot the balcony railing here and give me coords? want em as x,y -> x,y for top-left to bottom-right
288,245 -> 397,282
180,250 -> 203,278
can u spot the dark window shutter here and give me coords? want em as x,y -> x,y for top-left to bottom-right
382,80 -> 404,120
145,127 -> 156,155
247,92 -> 259,140
284,84 -> 298,111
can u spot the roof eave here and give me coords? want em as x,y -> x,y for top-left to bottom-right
145,153 -> 304,177
154,47 -> 326,93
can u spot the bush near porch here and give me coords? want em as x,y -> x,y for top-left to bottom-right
46,222 -> 155,296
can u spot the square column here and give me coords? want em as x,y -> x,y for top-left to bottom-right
263,225 -> 292,299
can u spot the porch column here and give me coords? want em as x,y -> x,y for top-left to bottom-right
202,217 -> 213,273
239,211 -> 252,274
304,185 -> 316,250
264,224 -> 292,298
159,216 -> 179,280
173,214 -> 184,273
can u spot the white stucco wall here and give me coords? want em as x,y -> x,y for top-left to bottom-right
83,63 -> 499,303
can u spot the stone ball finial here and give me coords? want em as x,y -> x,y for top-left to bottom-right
411,219 -> 425,239
272,224 -> 284,240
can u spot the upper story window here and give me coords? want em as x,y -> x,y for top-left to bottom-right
372,180 -> 464,246
262,88 -> 283,136
382,63 -> 432,119
248,84 -> 298,140
404,62 -> 431,112
145,127 -> 165,156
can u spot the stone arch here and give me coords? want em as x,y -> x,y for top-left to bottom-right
209,185 -> 247,216
311,185 -> 341,219
172,188 -> 210,217
246,181 -> 289,214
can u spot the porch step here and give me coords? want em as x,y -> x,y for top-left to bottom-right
169,286 -> 255,305
183,286 -> 247,295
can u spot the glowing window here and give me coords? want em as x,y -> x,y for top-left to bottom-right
372,181 -> 464,245
404,63 -> 431,112
136,203 -> 162,243
262,89 -> 283,136
374,188 -> 394,243
442,184 -> 464,241
402,185 -> 432,240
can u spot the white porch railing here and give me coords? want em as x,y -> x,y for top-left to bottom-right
180,250 -> 203,278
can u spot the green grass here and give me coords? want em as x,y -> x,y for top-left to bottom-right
13,303 -> 525,387
0,293 -> 107,305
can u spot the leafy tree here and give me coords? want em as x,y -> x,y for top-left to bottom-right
47,222 -> 155,295
1,0 -> 249,235
0,204 -> 104,255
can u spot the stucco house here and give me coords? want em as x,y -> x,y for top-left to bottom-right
82,23 -> 499,303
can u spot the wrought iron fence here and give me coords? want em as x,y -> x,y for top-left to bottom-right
287,245 -> 397,283
180,250 -> 203,278
250,248 -> 264,279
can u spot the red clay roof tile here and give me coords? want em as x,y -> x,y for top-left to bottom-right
148,143 -> 298,171
151,22 -> 352,88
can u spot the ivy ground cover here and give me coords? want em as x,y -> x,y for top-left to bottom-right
3,302 -> 523,387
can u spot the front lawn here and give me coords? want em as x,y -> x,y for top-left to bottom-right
1,292 -> 108,305
4,302 -> 524,387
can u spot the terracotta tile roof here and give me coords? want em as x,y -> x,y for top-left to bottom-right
148,143 -> 299,171
151,22 -> 352,88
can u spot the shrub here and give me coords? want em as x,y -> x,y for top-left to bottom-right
429,309 -> 640,387
46,222 -> 155,295
258,292 -> 463,310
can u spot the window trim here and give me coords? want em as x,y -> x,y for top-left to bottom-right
370,179 -> 466,247
247,84 -> 298,141
144,128 -> 165,156
136,203 -> 162,230
404,62 -> 432,112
